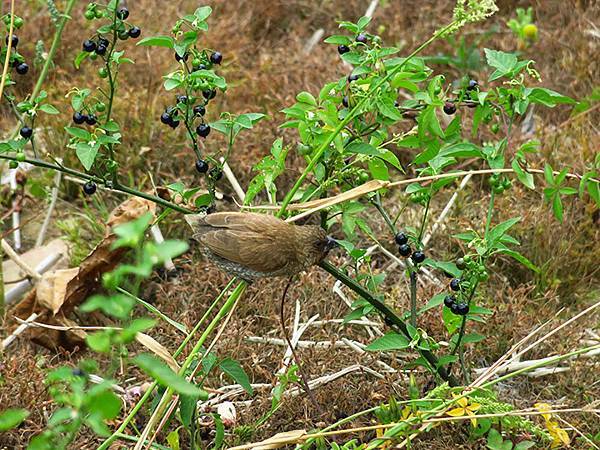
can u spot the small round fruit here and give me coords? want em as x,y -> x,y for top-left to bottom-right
337,44 -> 350,55
96,102 -> 106,112
196,123 -> 211,138
86,114 -> 97,126
175,52 -> 188,62
15,152 -> 26,162
19,126 -> 33,139
71,368 -> 86,377
193,105 -> 206,116
398,244 -> 412,257
455,303 -> 469,316
356,34 -> 368,43
94,9 -> 103,18
177,95 -> 188,104
95,44 -> 107,55
478,270 -> 489,282
15,62 -> 28,75
202,89 -> 216,100
117,7 -> 129,20
128,26 -> 141,38
210,51 -> 222,65
450,278 -> 461,291
411,251 -> 426,264
118,30 -> 129,40
82,39 -> 96,52
395,232 -> 408,246
9,160 -> 18,169
6,35 -> 18,47
14,17 -> 24,28
160,112 -> 173,125
347,73 -> 359,83
195,159 -> 209,173
467,79 -> 478,91
493,185 -> 504,194
98,37 -> 109,47
98,67 -> 108,78
84,9 -> 95,20
491,123 -> 500,134
342,95 -> 349,108
209,167 -> 223,181
444,295 -> 456,308
443,102 -> 456,115
73,112 -> 86,124
523,24 -> 538,40
83,181 -> 97,195
169,120 -> 180,129
456,257 -> 466,270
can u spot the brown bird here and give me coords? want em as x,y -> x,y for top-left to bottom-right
186,212 -> 337,281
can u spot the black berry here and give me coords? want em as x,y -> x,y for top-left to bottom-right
195,159 -> 209,173
398,244 -> 412,257
86,114 -> 97,126
210,51 -> 222,65
450,278 -> 461,291
337,44 -> 350,55
71,368 -> 86,377
73,111 -> 86,124
456,257 -> 466,270
356,34 -> 368,43
455,303 -> 469,316
6,35 -> 18,47
467,79 -> 478,91
19,126 -> 32,139
83,181 -> 97,195
15,62 -> 28,75
444,295 -> 456,308
128,26 -> 141,38
202,89 -> 216,100
177,95 -> 188,104
95,44 -> 107,55
443,102 -> 456,115
394,232 -> 408,246
347,73 -> 359,83
411,251 -> 426,264
117,7 -> 129,20
193,105 -> 206,116
193,63 -> 207,71
98,37 -> 110,47
160,111 -> 173,125
209,167 -> 223,181
467,101 -> 477,108
118,30 -> 129,40
169,120 -> 180,129
196,123 -> 211,138
342,95 -> 349,108
83,40 -> 97,52
175,52 -> 188,62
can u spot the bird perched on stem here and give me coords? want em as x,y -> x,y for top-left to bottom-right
186,212 -> 338,281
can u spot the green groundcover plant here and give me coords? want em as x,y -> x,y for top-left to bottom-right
0,0 -> 598,448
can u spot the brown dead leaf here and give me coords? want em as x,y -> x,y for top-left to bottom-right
36,268 -> 79,314
241,430 -> 308,449
135,333 -> 179,372
106,196 -> 156,232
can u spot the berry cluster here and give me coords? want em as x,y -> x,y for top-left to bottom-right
442,79 -> 480,116
1,14 -> 29,76
160,50 -> 223,176
81,6 -> 141,58
395,232 -> 426,265
443,278 -> 469,316
488,173 -> 512,195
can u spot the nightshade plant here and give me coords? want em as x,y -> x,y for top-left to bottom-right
1,0 -> 599,448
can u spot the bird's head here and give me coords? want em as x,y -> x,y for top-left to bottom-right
301,226 -> 339,265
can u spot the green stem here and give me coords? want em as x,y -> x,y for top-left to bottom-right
409,270 -> 417,328
98,279 -> 237,450
319,261 -> 458,386
9,0 -> 79,138
417,195 -> 431,244
484,189 -> 496,238
0,155 -> 193,214
276,21 -> 457,218
372,192 -> 396,234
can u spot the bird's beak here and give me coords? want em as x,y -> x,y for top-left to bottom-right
325,236 -> 339,252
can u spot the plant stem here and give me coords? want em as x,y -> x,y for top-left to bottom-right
409,271 -> 417,328
372,192 -> 396,234
277,21 -> 457,218
319,261 -> 458,386
417,195 -> 431,244
484,189 -> 496,238
0,0 -> 15,101
98,279 -> 237,450
0,154 -> 193,214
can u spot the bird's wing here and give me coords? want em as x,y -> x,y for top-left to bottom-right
201,212 -> 285,232
200,229 -> 293,273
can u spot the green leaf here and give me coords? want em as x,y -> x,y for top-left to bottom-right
488,217 -> 521,242
439,142 -> 482,159
296,91 -> 317,106
323,35 -> 352,45
134,354 -> 208,398
179,394 -> 199,430
484,48 -> 517,81
377,100 -> 402,121
86,330 -> 112,353
38,104 -> 59,115
511,159 -> 535,189
137,35 -> 174,48
514,441 -> 535,450
552,194 -> 563,222
0,408 -> 29,432
219,358 -> 253,395
64,126 -> 91,140
526,87 -> 576,107
366,332 -> 410,351
81,294 -> 135,320
74,51 -> 90,69
193,5 -> 212,22
166,429 -> 180,450
75,142 -> 100,171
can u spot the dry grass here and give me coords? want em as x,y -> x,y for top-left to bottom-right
1,0 -> 599,448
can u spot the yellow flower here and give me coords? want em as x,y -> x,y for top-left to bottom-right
534,402 -> 570,448
447,394 -> 481,428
